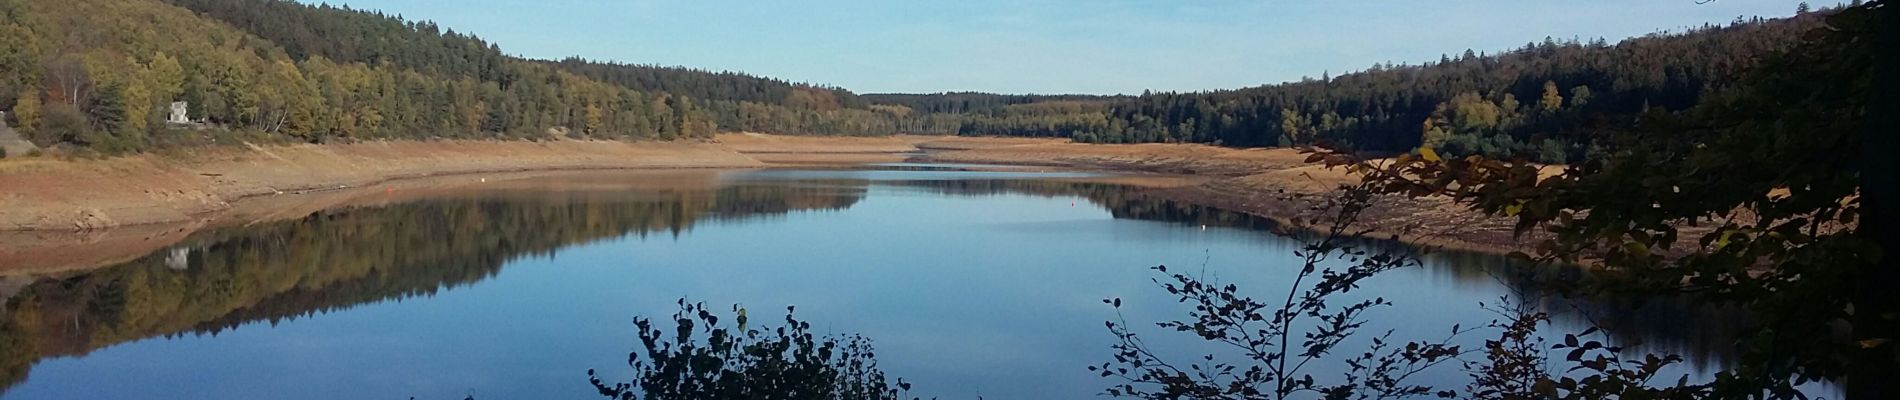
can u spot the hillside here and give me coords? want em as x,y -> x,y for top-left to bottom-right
0,0 -> 920,157
0,0 -> 1831,161
875,8 -> 1834,160
163,0 -> 914,135
0,0 -> 735,151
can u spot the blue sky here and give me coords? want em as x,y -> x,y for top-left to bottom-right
318,0 -> 1814,95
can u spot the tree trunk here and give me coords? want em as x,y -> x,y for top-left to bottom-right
1850,2 -> 1900,399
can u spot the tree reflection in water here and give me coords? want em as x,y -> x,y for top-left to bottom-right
0,176 -> 1766,396
0,182 -> 864,393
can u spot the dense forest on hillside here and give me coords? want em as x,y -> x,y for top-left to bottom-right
914,5 -> 1838,160
0,0 -> 720,152
162,0 -> 916,135
0,0 -> 923,155
889,5 -> 1839,160
0,0 -> 1837,160
862,92 -> 1129,138
860,92 -> 1124,115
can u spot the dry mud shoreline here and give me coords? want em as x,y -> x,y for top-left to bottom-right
0,139 -> 765,230
0,133 -> 1527,274
911,138 -> 1535,254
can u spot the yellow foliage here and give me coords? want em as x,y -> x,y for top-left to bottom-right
11,85 -> 37,132
148,52 -> 184,102
583,104 -> 604,134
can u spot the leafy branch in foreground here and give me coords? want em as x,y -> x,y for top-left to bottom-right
1308,4 -> 1890,398
588,299 -> 917,400
1098,182 -> 1724,399
1095,184 -> 1468,400
1463,293 -> 1706,400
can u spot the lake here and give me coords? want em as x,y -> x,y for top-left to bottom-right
0,168 -> 1814,399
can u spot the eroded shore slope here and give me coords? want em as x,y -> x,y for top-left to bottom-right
914,140 -> 1534,253
0,134 -> 1530,274
0,140 -> 763,231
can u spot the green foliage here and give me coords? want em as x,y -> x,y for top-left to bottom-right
896,11 -> 1831,152
857,92 -> 1127,137
163,0 -> 912,139
1535,139 -> 1566,164
589,300 -> 915,400
1098,185 -> 1467,400
0,0 -> 35,106
861,92 -> 1124,115
957,102 -> 1116,139
1464,297 -> 1709,400
555,57 -> 865,111
83,85 -> 126,137
35,103 -> 89,146
0,0 -> 931,153
1413,90 -> 1594,162
9,85 -> 36,136
1100,184 -> 1725,399
1335,3 -> 1887,397
11,0 -> 1839,153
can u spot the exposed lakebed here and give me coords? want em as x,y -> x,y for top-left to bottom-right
0,168 -> 1817,399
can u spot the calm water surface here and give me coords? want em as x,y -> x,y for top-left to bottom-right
0,169 -> 1815,399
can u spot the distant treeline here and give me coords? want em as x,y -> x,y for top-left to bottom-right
0,0 -> 1838,160
894,5 -> 1837,161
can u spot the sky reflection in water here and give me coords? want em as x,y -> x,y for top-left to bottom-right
0,169 -> 1803,399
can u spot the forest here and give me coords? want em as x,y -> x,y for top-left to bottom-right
893,4 -> 1852,161
918,5 -> 1841,160
0,0 -> 1848,160
0,0 -> 915,155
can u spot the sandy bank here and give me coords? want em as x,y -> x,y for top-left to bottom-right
916,140 -> 1537,254
0,169 -> 735,275
0,134 -> 1534,275
0,140 -> 763,231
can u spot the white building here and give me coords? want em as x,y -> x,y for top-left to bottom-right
165,247 -> 192,270
168,101 -> 190,124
